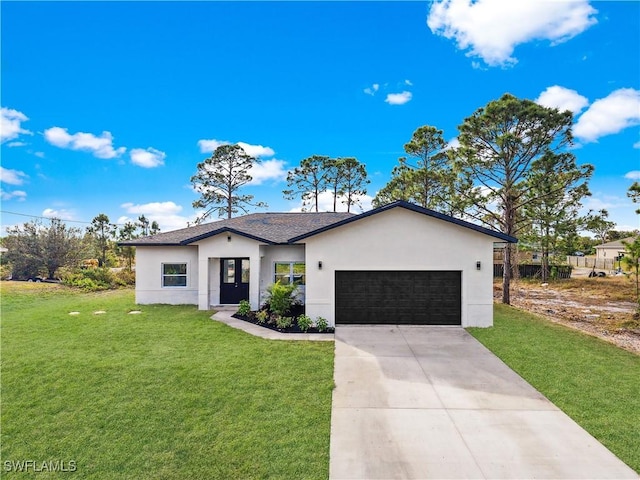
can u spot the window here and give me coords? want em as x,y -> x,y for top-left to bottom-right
163,263 -> 187,287
274,262 -> 305,285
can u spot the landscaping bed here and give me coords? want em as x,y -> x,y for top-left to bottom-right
233,301 -> 335,334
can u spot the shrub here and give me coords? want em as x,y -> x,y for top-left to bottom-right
61,268 -> 115,291
315,317 -> 328,332
237,299 -> 251,316
276,316 -> 293,329
256,310 -> 269,324
265,281 -> 297,316
114,269 -> 135,286
296,314 -> 312,332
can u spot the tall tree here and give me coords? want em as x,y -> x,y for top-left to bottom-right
137,215 -> 160,236
323,157 -> 343,212
628,181 -> 640,214
374,126 -> 466,215
191,144 -> 267,222
585,209 -> 616,245
118,222 -> 138,271
523,151 -> 593,281
337,157 -> 369,212
5,218 -> 83,279
373,157 -> 416,207
87,214 -> 117,267
41,218 -> 83,278
621,237 -> 640,302
283,155 -> 329,212
453,93 -> 577,304
403,125 -> 456,211
5,221 -> 43,279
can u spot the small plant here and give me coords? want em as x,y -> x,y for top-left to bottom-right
265,281 -> 297,316
276,316 -> 293,329
256,310 -> 269,324
237,299 -> 251,316
296,314 -> 312,332
315,316 -> 328,332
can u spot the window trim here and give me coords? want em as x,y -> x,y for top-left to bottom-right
274,261 -> 306,286
162,262 -> 188,288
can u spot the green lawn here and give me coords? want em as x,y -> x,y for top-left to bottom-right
1,283 -> 334,479
468,304 -> 640,474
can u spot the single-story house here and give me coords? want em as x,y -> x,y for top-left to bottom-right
595,237 -> 637,260
120,201 -> 517,327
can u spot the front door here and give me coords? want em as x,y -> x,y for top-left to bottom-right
220,258 -> 250,304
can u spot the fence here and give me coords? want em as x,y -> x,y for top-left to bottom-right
493,264 -> 572,279
565,256 -> 615,270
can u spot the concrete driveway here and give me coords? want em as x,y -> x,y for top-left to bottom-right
330,326 -> 638,480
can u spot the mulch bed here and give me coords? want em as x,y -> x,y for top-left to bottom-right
231,312 -> 335,334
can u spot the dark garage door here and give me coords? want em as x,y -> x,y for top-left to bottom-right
335,271 -> 461,325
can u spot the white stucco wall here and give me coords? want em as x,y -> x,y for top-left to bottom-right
134,246 -> 199,305
193,233 -> 262,310
259,245 -> 306,305
300,208 -> 496,328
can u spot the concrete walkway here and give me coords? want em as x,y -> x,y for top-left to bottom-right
330,325 -> 638,480
211,309 -> 334,341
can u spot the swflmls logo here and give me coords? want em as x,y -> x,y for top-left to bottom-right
4,460 -> 77,472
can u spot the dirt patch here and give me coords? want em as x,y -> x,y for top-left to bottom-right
495,275 -> 640,355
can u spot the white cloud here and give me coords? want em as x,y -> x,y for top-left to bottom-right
0,166 -> 28,186
445,137 -> 460,150
364,83 -> 380,96
121,201 -> 183,216
289,190 -> 373,213
427,0 -> 597,67
44,126 -> 126,159
120,201 -> 195,231
0,189 -> 27,201
248,159 -> 287,185
582,195 -> 628,211
625,171 -> 640,180
7,141 -> 27,147
198,138 -> 228,153
42,208 -> 76,220
536,85 -> 589,114
236,142 -> 275,158
0,107 -> 32,143
404,79 -> 413,86
385,91 -> 413,105
574,88 -> 640,142
634,140 -> 640,149
130,147 -> 166,168
197,138 -> 275,158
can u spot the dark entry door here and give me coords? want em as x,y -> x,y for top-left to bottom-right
220,258 -> 250,304
335,270 -> 461,325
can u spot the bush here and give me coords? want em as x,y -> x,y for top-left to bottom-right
237,299 -> 251,316
256,310 -> 269,324
114,269 -> 135,286
276,316 -> 293,329
61,268 -> 116,291
265,281 -> 297,316
296,314 -> 312,332
315,317 -> 328,332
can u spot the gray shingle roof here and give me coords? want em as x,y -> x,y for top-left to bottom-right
119,212 -> 356,246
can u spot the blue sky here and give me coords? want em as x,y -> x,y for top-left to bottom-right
1,0 -> 639,234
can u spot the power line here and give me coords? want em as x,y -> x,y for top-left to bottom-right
0,210 -> 127,226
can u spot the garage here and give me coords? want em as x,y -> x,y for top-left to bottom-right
335,270 -> 461,325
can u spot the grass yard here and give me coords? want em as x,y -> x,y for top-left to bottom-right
1,283 -> 335,479
468,304 -> 640,474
